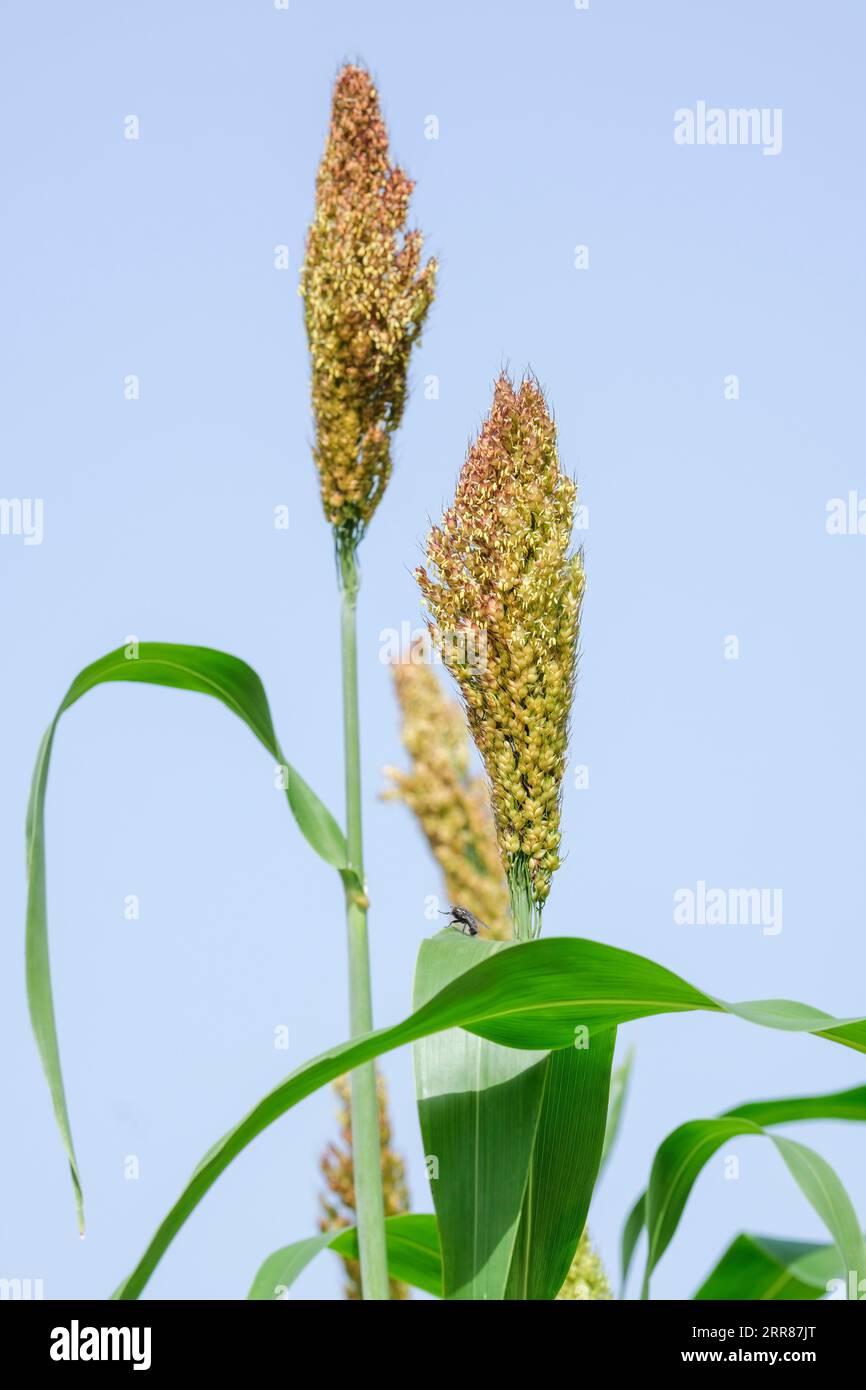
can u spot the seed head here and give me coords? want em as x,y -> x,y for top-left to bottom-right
556,1230 -> 613,1300
416,373 -> 583,913
301,65 -> 436,544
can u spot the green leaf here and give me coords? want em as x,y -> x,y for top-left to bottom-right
621,1192 -> 646,1292
331,1215 -> 443,1298
504,1030 -> 617,1300
622,1080 -> 866,1293
694,1232 -> 844,1300
246,1232 -> 334,1299
601,1044 -> 635,1173
413,934 -> 615,1300
26,643 -> 352,1232
643,1121 -> 866,1298
112,935 -> 866,1298
726,1083 -> 866,1126
773,1138 -> 865,1284
413,934 -> 549,1300
246,1214 -> 443,1299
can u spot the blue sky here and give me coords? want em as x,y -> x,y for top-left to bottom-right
2,0 -> 865,1299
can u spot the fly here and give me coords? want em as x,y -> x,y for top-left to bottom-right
440,904 -> 488,937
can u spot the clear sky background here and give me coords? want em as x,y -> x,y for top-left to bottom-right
2,0 -> 865,1301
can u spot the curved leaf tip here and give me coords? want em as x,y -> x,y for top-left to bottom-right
26,642 -> 351,1227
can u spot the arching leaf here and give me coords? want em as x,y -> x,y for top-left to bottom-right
26,643 -> 352,1232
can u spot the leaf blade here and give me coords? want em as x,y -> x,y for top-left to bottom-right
601,1044 -> 635,1173
413,934 -> 548,1300
694,1232 -> 842,1301
623,1079 -> 866,1295
246,1214 -> 442,1300
504,1031 -> 616,1300
642,1117 -> 866,1297
773,1137 -> 865,1292
26,643 -> 350,1231
621,1191 -> 646,1290
112,935 -> 866,1298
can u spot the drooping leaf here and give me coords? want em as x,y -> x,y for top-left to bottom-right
622,1080 -> 866,1292
246,1214 -> 442,1300
642,1121 -> 866,1298
112,934 -> 866,1298
26,643 -> 352,1232
694,1232 -> 844,1301
773,1139 -> 865,1288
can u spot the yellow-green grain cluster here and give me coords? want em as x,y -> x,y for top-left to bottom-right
301,64 -> 436,543
556,1231 -> 613,1301
383,644 -> 511,940
416,373 -> 583,915
319,1072 -> 410,1301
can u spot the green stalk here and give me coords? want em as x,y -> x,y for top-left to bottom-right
508,854 -> 541,942
337,538 -> 389,1301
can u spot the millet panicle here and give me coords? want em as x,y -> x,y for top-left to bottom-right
301,64 -> 436,547
416,373 -> 583,923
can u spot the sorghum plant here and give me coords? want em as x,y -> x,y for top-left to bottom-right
23,62 -> 866,1308
300,63 -> 436,1300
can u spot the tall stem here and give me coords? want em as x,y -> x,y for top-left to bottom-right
337,540 -> 389,1301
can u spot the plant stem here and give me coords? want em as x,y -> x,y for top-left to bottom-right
337,539 -> 390,1301
508,855 -> 541,942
